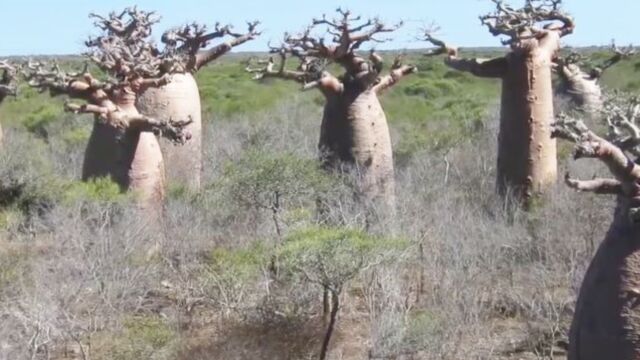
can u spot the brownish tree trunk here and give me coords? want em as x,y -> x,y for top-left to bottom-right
83,103 -> 166,210
137,73 -> 202,190
82,120 -> 122,181
556,64 -> 603,115
551,112 -> 640,360
438,44 -> 559,203
497,48 -> 558,200
319,86 -> 395,208
115,102 -> 166,209
569,205 -> 640,360
425,2 -> 574,204
319,290 -> 339,360
245,10 -> 415,213
120,130 -> 166,208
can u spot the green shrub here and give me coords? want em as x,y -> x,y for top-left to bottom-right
22,104 -> 62,136
61,126 -> 91,146
61,178 -> 126,204
278,226 -> 408,289
0,247 -> 31,294
209,242 -> 268,282
109,316 -> 175,360
221,149 -> 335,212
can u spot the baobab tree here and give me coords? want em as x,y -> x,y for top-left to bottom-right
247,8 -> 416,208
0,60 -> 17,146
425,0 -> 575,203
136,18 -> 260,190
24,38 -> 191,209
554,43 -> 636,115
552,93 -> 640,359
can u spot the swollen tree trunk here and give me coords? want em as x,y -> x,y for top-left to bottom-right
551,111 -> 640,359
569,203 -> 640,359
82,120 -> 122,181
137,22 -> 259,191
244,11 -> 415,214
556,64 -> 603,115
497,49 -> 558,200
426,3 -> 574,204
83,104 -> 166,210
119,129 -> 166,208
137,73 -> 202,190
439,41 -> 561,203
319,86 -> 395,207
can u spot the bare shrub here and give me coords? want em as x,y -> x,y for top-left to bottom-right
0,198 -> 170,359
0,96 -> 615,360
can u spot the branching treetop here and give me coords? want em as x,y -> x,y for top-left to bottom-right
284,8 -> 401,74
88,6 -> 160,44
24,61 -> 190,145
480,0 -> 574,46
161,20 -> 261,72
553,92 -> 640,220
556,42 -> 636,81
245,42 -> 337,92
287,8 -> 400,60
84,8 -> 167,82
0,60 -> 18,102
247,8 -> 415,94
22,9 -> 192,144
88,7 -> 261,74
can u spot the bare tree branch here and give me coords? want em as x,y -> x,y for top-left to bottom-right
23,60 -> 109,101
162,22 -> 229,56
64,98 -> 192,143
284,8 -> 403,86
246,40 -> 345,95
88,6 -> 159,43
591,41 -> 636,79
373,55 -> 417,94
564,173 -> 623,195
423,32 -> 508,78
552,113 -> 640,182
191,21 -> 261,70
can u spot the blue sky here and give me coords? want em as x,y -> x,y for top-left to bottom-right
1,0 -> 638,55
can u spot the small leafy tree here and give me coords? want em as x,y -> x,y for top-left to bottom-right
278,226 -> 407,360
222,150 -> 335,237
204,243 -> 268,316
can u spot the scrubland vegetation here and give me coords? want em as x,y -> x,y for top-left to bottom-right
0,49 -> 638,360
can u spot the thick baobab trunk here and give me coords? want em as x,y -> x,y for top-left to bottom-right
497,50 -> 557,200
319,87 -> 395,207
82,120 -> 122,181
137,73 -> 202,190
83,105 -> 166,208
119,130 -> 166,207
569,204 -> 640,359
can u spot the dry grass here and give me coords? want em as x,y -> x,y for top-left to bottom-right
0,99 -> 614,360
